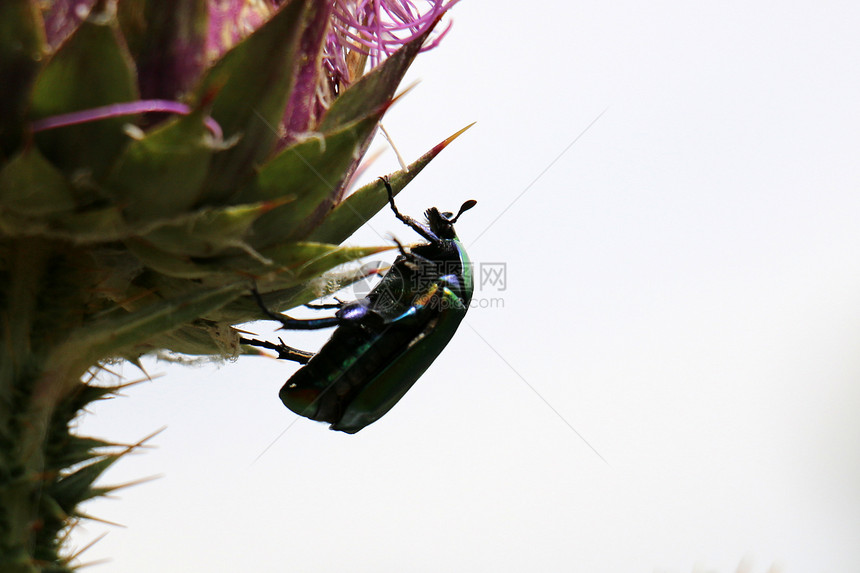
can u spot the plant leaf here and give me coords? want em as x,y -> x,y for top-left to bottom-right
104,110 -> 214,222
211,262 -> 385,322
128,0 -> 209,100
149,320 -> 239,357
309,123 -> 474,244
238,111 -> 385,246
42,283 -> 246,396
124,237 -> 214,279
0,204 -> 128,242
0,146 -> 76,215
209,242 -> 392,288
141,199 -> 286,257
194,0 -> 310,203
281,1 -> 334,138
30,6 -> 138,180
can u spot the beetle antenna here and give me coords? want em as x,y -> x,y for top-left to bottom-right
450,199 -> 477,224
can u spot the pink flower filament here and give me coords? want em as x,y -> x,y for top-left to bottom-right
31,100 -> 223,140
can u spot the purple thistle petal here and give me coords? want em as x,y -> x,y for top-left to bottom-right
326,0 -> 459,84
37,1 -> 458,151
205,0 -> 275,61
31,100 -> 223,140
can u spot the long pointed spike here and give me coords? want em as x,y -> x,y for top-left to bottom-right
431,122 -> 476,156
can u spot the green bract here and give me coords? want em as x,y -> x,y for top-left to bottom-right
0,1 -> 466,570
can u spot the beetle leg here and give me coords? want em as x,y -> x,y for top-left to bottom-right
251,287 -> 341,330
390,236 -> 411,258
240,337 -> 315,364
379,176 -> 438,243
389,237 -> 438,268
395,246 -> 440,278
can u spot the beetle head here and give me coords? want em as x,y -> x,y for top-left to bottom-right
426,200 -> 477,239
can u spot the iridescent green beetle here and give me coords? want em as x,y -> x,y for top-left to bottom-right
244,177 -> 475,433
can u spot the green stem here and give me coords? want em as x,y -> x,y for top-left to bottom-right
0,237 -> 247,571
0,240 -> 91,572
1,239 -> 51,571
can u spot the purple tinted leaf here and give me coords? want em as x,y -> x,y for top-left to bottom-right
134,0 -> 209,100
42,0 -> 95,48
280,1 -> 334,144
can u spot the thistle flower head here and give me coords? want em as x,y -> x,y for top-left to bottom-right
35,0 -> 458,144
206,1 -> 273,54
12,0 -> 467,364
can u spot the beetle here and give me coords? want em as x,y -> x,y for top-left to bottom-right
242,177 -> 476,433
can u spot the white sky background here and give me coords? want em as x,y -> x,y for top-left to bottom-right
71,2 -> 860,571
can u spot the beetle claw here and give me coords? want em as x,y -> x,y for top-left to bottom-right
240,336 -> 315,364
